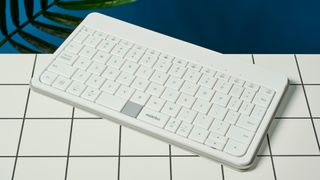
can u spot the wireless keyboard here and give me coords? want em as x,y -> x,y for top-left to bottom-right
31,13 -> 288,170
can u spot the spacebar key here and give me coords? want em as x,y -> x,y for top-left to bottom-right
96,92 -> 127,111
137,108 -> 169,128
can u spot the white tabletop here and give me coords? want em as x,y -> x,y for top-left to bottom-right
0,54 -> 319,180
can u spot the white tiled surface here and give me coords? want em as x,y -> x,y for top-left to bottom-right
0,54 -> 319,180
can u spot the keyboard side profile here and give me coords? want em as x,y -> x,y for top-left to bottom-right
31,12 -> 288,170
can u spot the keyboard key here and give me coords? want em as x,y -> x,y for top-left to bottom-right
73,31 -> 89,43
240,88 -> 256,102
72,69 -> 91,83
92,51 -> 111,64
159,53 -> 174,62
139,53 -> 157,67
111,44 -> 130,57
208,104 -> 228,120
165,76 -> 184,90
209,120 -> 230,135
244,82 -> 260,92
227,97 -> 242,111
187,62 -> 202,71
215,72 -> 230,81
85,75 -> 105,89
161,101 -> 181,117
121,101 -> 143,118
97,40 -> 116,52
138,108 -> 169,128
180,81 -> 199,96
116,72 -> 135,86
48,61 -> 76,78
81,87 -> 101,101
229,85 -> 244,98
84,35 -> 102,48
96,92 -> 127,111
101,67 -> 120,81
66,81 -> 86,96
154,59 -> 172,72
226,125 -> 254,144
150,71 -> 169,85
224,110 -> 240,124
65,41 -> 83,54
224,139 -> 248,157
183,69 -> 201,83
176,93 -> 196,108
205,138 -> 225,150
40,71 -> 58,85
87,62 -> 106,75
192,99 -> 211,114
52,76 -> 72,91
115,85 -> 135,99
146,83 -> 165,97
201,67 -> 216,76
125,48 -> 144,62
193,113 -> 213,129
79,46 -> 96,59
236,114 -> 260,132
101,80 -> 120,94
239,102 -> 254,115
211,92 -> 231,107
176,107 -> 197,123
214,79 -> 232,94
259,86 -> 275,97
146,96 -> 165,111
165,118 -> 181,132
73,57 -> 92,70
253,92 -> 272,108
131,77 -> 150,91
161,88 -> 180,102
130,91 -> 150,105
107,55 -> 125,69
173,58 -> 187,66
195,86 -> 215,101
230,77 -> 245,86
56,51 -> 77,65
135,66 -> 154,79
176,122 -> 193,137
121,61 -> 139,74
168,64 -> 187,78
198,74 -> 217,89
188,126 -> 209,143
251,106 -> 266,121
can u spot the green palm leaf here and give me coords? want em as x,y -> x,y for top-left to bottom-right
0,0 -> 135,53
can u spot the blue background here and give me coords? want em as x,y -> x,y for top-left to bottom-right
1,0 -> 320,53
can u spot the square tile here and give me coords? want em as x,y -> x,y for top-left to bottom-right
275,86 -> 309,117
269,119 -> 319,155
296,55 -> 320,83
33,54 -> 53,74
224,157 -> 274,180
314,120 -> 320,146
254,54 -> 300,83
67,157 -> 118,180
70,119 -> 119,155
274,157 -> 320,180
0,158 -> 15,179
0,120 -> 22,155
26,91 -> 73,118
19,120 -> 70,155
172,157 -> 222,180
121,127 -> 169,155
0,86 -> 29,118
74,108 -> 99,118
305,86 -> 320,117
171,145 -> 195,156
14,158 -> 66,180
0,54 -> 35,83
120,157 -> 169,180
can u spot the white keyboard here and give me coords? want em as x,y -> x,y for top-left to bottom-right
31,13 -> 288,170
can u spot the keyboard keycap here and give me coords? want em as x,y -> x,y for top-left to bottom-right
40,71 -> 58,85
67,81 -> 86,96
52,76 -> 72,91
48,61 -> 76,78
96,92 -> 127,111
138,108 -> 169,128
176,107 -> 197,123
165,118 -> 181,132
224,139 -> 248,157
121,101 -> 143,118
146,96 -> 165,111
226,126 -> 254,144
176,122 -> 193,137
188,126 -> 209,143
81,87 -> 101,101
193,113 -> 213,129
161,101 -> 181,117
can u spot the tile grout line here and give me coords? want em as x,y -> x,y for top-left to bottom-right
294,54 -> 320,151
252,54 -> 277,180
64,107 -> 75,180
221,165 -> 225,180
267,134 -> 277,180
11,54 -> 37,180
169,145 -> 173,180
117,126 -> 122,180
